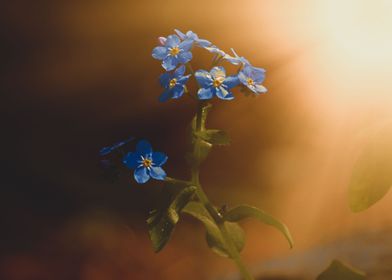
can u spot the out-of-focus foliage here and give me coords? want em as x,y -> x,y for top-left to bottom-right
349,123 -> 392,212
316,260 -> 365,280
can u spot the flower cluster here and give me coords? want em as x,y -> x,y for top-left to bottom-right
152,29 -> 267,101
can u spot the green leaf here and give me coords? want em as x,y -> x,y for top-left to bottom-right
191,103 -> 213,130
147,186 -> 196,252
316,260 -> 366,280
223,204 -> 293,248
182,202 -> 245,258
186,138 -> 212,167
194,129 -> 231,146
349,124 -> 392,212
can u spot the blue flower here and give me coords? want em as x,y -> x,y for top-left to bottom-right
159,65 -> 191,102
123,140 -> 168,184
224,48 -> 251,66
238,65 -> 267,94
205,45 -> 226,57
174,29 -> 211,48
99,136 -> 135,156
195,66 -> 240,100
152,35 -> 193,71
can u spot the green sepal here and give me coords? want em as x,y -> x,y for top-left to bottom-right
147,186 -> 196,252
349,124 -> 392,212
194,129 -> 231,146
316,260 -> 366,280
182,202 -> 245,258
223,204 -> 293,248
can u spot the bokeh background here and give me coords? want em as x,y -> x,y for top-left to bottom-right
2,0 -> 392,279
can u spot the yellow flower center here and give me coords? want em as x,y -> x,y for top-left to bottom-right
169,46 -> 180,56
142,158 -> 152,168
213,77 -> 224,87
247,78 -> 254,86
169,78 -> 177,88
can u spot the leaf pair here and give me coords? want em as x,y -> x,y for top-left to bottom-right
147,186 -> 196,252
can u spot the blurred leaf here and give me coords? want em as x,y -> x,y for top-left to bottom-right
194,129 -> 231,146
316,260 -> 366,280
147,186 -> 196,252
349,124 -> 392,212
186,139 -> 212,167
182,202 -> 245,258
223,204 -> 293,248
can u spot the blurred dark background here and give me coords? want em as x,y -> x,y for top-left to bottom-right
2,1 -> 392,279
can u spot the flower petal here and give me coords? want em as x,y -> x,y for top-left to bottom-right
162,56 -> 178,71
224,75 -> 240,88
159,72 -> 171,87
238,71 -> 248,85
134,166 -> 150,183
196,39 -> 211,47
159,89 -> 172,102
197,87 -> 214,100
216,87 -> 234,100
171,85 -> 185,99
252,68 -> 266,83
177,74 -> 191,85
152,152 -> 168,166
254,84 -> 267,93
149,167 -> 166,180
179,39 -> 193,52
152,46 -> 168,60
158,37 -> 166,45
174,29 -> 186,40
178,51 -> 192,64
195,70 -> 213,87
174,65 -> 186,78
136,140 -> 152,155
211,66 -> 226,79
165,35 -> 181,48
123,152 -> 141,169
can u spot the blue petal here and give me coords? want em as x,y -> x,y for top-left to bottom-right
159,90 -> 172,102
136,140 -> 152,155
197,87 -> 214,100
149,167 -> 166,180
210,66 -> 226,79
178,51 -> 192,64
152,46 -> 168,60
165,35 -> 181,47
152,152 -> 168,166
238,71 -> 248,85
205,45 -> 225,56
186,31 -> 198,40
171,85 -> 185,99
174,29 -> 186,40
196,39 -> 211,47
99,146 -> 113,156
134,166 -> 150,183
224,75 -> 240,88
254,84 -> 267,93
252,68 -> 266,83
123,152 -> 141,169
195,70 -> 213,87
177,74 -> 191,85
216,87 -> 234,100
158,36 -> 166,45
179,39 -> 193,52
241,66 -> 253,77
174,65 -> 186,78
159,72 -> 171,87
162,56 -> 178,71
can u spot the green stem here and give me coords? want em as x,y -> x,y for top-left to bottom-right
191,102 -> 254,280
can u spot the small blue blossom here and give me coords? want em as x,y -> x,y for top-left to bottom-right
238,66 -> 267,94
99,136 -> 135,156
205,45 -> 226,57
195,66 -> 240,100
123,140 -> 168,184
174,29 -> 211,48
159,65 -> 191,102
224,48 -> 251,66
152,35 -> 193,71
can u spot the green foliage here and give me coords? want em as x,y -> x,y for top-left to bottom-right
349,124 -> 392,212
194,129 -> 231,146
182,202 -> 245,258
223,204 -> 293,248
147,186 -> 196,252
316,260 -> 366,280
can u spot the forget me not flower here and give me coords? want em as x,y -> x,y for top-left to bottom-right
238,66 -> 267,94
123,140 -> 168,184
152,35 -> 193,71
159,65 -> 191,102
174,29 -> 211,48
195,66 -> 240,100
224,48 -> 251,66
